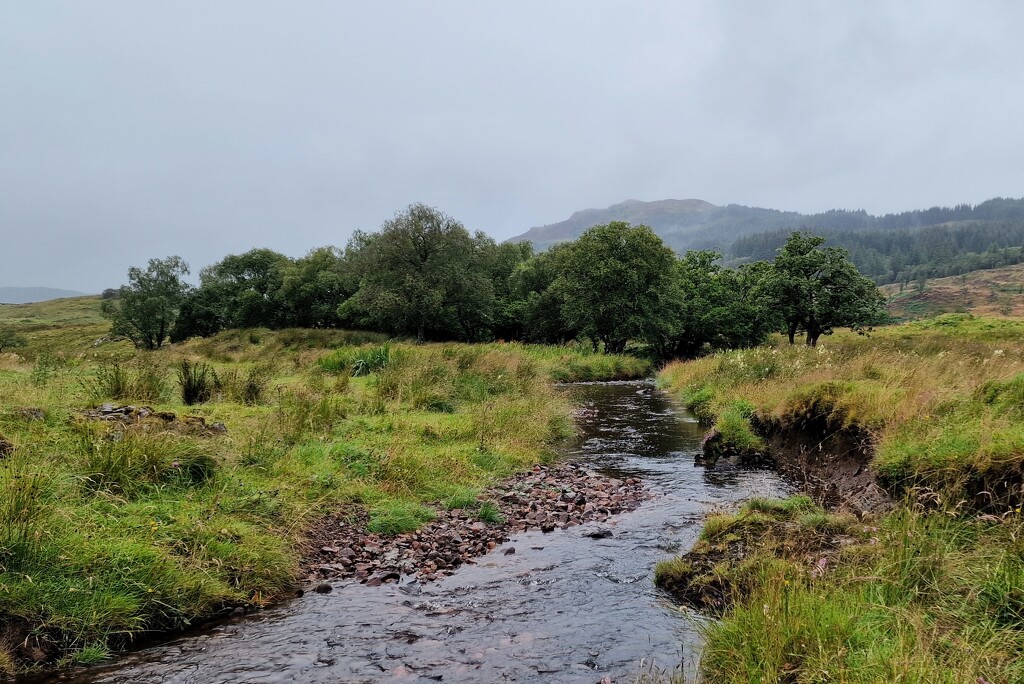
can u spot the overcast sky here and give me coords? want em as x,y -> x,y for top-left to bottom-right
2,2 -> 1023,292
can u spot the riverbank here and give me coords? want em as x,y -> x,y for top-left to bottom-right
657,315 -> 1024,682
0,303 -> 651,675
302,463 -> 648,587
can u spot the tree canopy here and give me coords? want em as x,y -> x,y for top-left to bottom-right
767,232 -> 887,346
103,256 -> 191,349
340,204 -> 496,342
119,203 -> 887,359
555,222 -> 680,354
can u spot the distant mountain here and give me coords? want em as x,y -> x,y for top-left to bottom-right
0,287 -> 87,304
508,197 -> 1024,255
508,198 -> 810,253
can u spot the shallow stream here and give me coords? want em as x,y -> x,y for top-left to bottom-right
48,382 -> 789,683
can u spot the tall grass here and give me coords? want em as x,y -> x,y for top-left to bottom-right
660,316 -> 1024,503
0,458 -> 46,570
0,319 -> 627,670
697,505 -> 1024,683
89,359 -> 167,403
658,317 -> 1024,682
177,359 -> 215,405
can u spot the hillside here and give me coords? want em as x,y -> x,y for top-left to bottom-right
883,263 -> 1024,319
509,199 -> 806,252
510,197 -> 1024,263
0,286 -> 87,304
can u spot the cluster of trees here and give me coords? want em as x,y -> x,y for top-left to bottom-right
731,215 -> 1024,286
103,204 -> 886,354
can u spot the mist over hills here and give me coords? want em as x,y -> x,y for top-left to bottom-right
511,197 -> 1024,254
510,197 -> 1024,285
510,198 -> 805,253
0,287 -> 87,304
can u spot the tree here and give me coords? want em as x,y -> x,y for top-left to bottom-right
340,204 -> 495,342
102,256 -> 191,349
482,241 -> 534,341
556,222 -> 679,354
0,325 -> 26,353
279,247 -> 356,328
197,248 -> 292,329
656,251 -> 774,358
768,232 -> 886,346
510,243 -> 577,344
170,286 -> 223,342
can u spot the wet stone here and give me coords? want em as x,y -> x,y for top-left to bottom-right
301,461 -> 650,586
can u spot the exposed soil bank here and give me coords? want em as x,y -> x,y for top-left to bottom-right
302,463 -> 650,587
703,419 -> 892,515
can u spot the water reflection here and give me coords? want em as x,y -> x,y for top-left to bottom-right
43,382 -> 789,684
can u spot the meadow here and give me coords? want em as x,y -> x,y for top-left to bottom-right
658,315 -> 1024,683
0,297 -> 649,673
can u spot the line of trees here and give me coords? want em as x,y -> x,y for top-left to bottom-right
730,218 -> 1024,286
103,204 -> 886,355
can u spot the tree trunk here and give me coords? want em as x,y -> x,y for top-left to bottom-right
787,321 -> 798,345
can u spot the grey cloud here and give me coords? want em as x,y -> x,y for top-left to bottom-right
1,1 -> 1022,291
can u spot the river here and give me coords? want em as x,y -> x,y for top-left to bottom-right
45,382 -> 790,684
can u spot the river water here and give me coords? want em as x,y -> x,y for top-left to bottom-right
48,382 -> 789,684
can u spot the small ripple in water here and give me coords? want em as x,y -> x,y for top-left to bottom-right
45,382 -> 790,684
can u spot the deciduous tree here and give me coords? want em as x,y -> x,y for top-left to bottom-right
103,256 -> 191,349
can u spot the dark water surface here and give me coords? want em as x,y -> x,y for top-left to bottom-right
50,382 -> 789,684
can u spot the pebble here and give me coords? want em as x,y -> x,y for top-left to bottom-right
301,464 -> 650,585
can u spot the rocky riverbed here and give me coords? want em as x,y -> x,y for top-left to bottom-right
302,463 -> 650,587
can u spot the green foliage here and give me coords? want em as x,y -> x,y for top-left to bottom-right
554,221 -> 679,354
90,359 -> 168,403
77,430 -> 217,498
697,509 -> 1024,683
102,256 -> 191,350
0,325 -> 26,353
366,500 -> 436,535
177,359 -> 215,405
477,501 -> 504,523
442,486 -> 479,510
340,204 -> 497,342
766,232 -> 886,346
214,364 -> 273,404
712,401 -> 766,452
0,459 -> 46,569
730,201 -> 1024,286
318,344 -> 393,376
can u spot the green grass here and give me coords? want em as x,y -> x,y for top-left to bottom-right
658,317 -> 1024,682
0,306 -> 645,672
697,508 -> 1024,683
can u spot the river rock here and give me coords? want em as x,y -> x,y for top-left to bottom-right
301,462 -> 650,585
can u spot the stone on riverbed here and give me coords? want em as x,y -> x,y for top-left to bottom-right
301,464 -> 651,586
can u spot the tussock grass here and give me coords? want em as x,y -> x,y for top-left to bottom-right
0,308 -> 640,671
661,315 -> 1024,503
658,317 -> 1024,682
697,506 -> 1024,683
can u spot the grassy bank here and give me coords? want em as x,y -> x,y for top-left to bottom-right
657,315 -> 1024,682
0,297 -> 649,674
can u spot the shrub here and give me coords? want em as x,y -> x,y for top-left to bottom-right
0,325 -> 27,353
